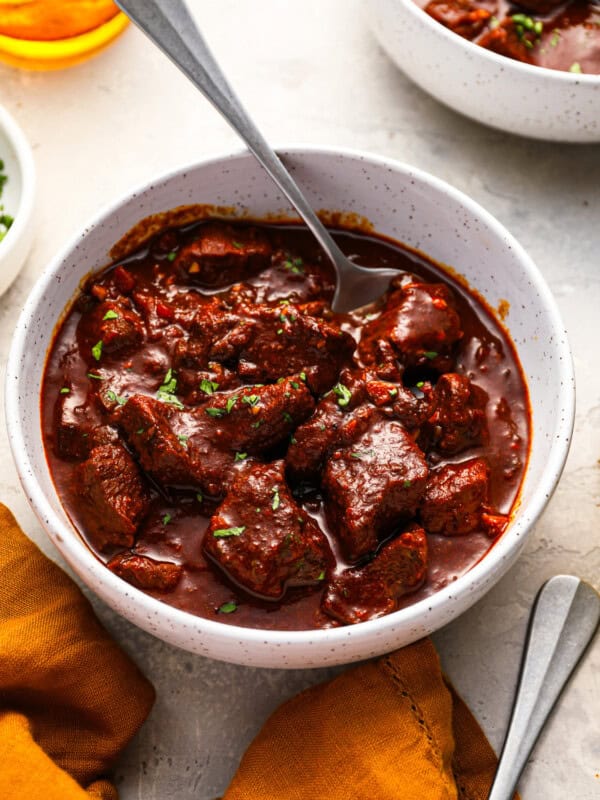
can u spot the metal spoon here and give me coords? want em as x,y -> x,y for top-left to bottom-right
488,575 -> 600,800
114,0 -> 398,313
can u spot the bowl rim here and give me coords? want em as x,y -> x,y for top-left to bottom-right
393,0 -> 600,84
0,104 -> 36,263
5,145 -> 575,648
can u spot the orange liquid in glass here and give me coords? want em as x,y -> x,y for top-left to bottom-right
0,1 -> 128,70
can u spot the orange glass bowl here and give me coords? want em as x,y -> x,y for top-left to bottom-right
0,1 -> 128,70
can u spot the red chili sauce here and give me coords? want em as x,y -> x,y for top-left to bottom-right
41,220 -> 530,630
417,0 -> 600,73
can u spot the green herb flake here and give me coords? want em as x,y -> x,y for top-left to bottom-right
403,480 -> 412,488
416,381 -> 425,388
569,62 -> 582,73
218,601 -> 238,614
167,251 -> 177,262
59,387 -> 70,395
213,526 -> 246,538
234,451 -> 247,462
279,299 -> 290,306
232,241 -> 243,249
102,309 -> 119,321
317,571 -> 326,581
290,381 -> 300,390
162,513 -> 172,526
332,382 -> 352,407
272,487 -> 281,511
158,368 -> 177,395
226,395 -> 238,413
205,407 -> 225,418
251,420 -> 262,429
299,371 -> 307,382
423,351 -> 438,360
106,390 -> 128,407
177,434 -> 189,448
277,328 -> 284,335
489,15 -> 499,28
389,387 -> 398,397
91,340 -> 103,361
200,378 -> 219,395
136,428 -> 145,435
196,492 -> 203,503
550,29 -> 560,47
290,436 -> 297,445
242,394 -> 259,407
283,411 -> 293,423
87,372 -> 104,381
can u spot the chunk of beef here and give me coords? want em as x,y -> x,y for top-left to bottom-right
107,552 -> 183,592
420,458 -> 490,535
199,377 -> 315,454
477,19 -> 535,64
363,375 -> 437,430
54,390 -> 117,460
174,222 -> 272,287
359,283 -> 462,372
322,525 -> 428,624
424,0 -> 495,39
233,305 -> 356,393
286,394 -> 371,483
119,395 -> 194,487
120,379 -> 314,495
77,299 -> 144,358
323,413 -> 429,561
420,373 -> 488,454
204,461 -> 331,599
74,443 -> 151,551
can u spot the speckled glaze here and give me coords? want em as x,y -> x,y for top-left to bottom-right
5,148 -> 574,668
367,0 -> 600,142
0,104 -> 35,296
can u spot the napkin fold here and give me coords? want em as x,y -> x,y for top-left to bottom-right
0,504 -> 155,800
0,502 -> 513,800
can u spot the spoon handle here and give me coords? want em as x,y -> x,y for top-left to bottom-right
488,575 -> 600,800
114,0 -> 349,271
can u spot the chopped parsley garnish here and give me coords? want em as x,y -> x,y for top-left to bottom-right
277,328 -> 284,335
106,390 -> 128,406
226,395 -> 238,413
218,601 -> 238,614
332,382 -> 352,407
91,340 -> 103,361
59,387 -> 70,394
290,381 -> 300,390
0,163 -> 13,242
549,28 -> 560,47
351,449 -> 375,460
242,394 -> 259,407
283,259 -> 304,275
232,241 -> 243,249
177,434 -> 189,447
213,526 -> 246,537
87,372 -> 104,381
272,487 -> 281,511
279,299 -> 290,306
282,411 -> 293,423
196,492 -> 203,503
234,451 -> 247,461
290,436 -> 297,445
423,351 -> 438,360
136,428 -> 145,435
200,378 -> 219,395
569,62 -> 582,73
167,251 -> 177,262
162,513 -> 172,525
299,371 -> 307,381
489,15 -> 499,28
389,387 -> 398,397
403,480 -> 412,488
205,407 -> 225,418
157,368 -> 184,409
317,571 -> 326,581
416,381 -> 425,388
511,13 -> 542,46
251,420 -> 262,429
102,309 -> 119,321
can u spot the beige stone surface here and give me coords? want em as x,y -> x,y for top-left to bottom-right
0,1 -> 598,797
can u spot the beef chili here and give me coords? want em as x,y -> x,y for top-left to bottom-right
418,0 -> 600,73
41,219 -> 530,630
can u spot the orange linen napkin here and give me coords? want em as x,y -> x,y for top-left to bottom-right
0,503 -> 155,800
222,637 -> 514,800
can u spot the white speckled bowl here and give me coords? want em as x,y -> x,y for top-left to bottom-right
6,147 -> 574,668
367,0 -> 600,142
0,104 -> 35,295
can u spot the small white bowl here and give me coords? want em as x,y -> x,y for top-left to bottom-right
5,147 -> 574,668
0,105 -> 35,295
367,0 -> 600,142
